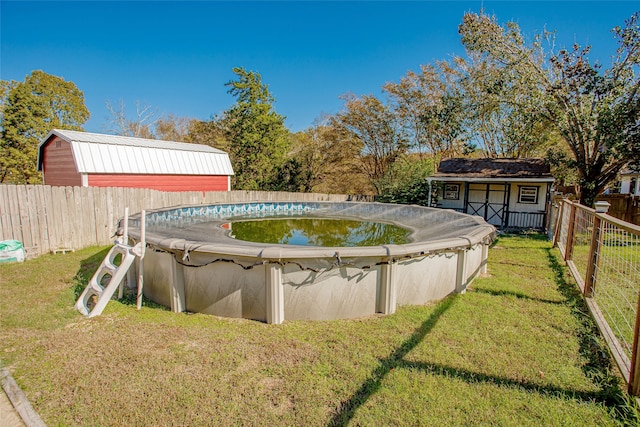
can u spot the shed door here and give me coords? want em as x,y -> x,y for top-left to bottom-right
466,183 -> 509,227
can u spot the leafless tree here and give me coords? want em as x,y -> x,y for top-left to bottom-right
105,99 -> 159,138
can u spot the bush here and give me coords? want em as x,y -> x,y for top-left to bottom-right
376,157 -> 435,206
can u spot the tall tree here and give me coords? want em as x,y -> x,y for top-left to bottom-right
223,67 -> 290,190
332,93 -> 408,195
1,70 -> 89,183
383,62 -> 467,159
455,52 -> 551,158
459,12 -> 640,206
286,118 -> 371,194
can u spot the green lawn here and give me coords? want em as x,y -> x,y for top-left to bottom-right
0,234 -> 637,426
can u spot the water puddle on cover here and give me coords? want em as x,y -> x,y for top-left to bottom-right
224,217 -> 410,247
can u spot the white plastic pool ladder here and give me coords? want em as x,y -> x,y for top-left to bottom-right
74,208 -> 146,318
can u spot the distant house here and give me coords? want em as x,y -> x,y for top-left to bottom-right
427,158 -> 554,230
619,169 -> 640,196
37,129 -> 234,191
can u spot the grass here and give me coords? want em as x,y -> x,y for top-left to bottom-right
0,234 -> 638,426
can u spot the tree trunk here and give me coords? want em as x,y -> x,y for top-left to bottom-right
579,186 -> 599,208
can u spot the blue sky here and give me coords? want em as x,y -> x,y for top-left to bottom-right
2,1 -> 638,134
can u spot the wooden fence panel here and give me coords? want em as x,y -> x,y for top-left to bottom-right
113,187 -> 125,232
72,187 -> 84,249
68,187 -> 82,250
6,185 -> 22,244
23,186 -> 41,257
596,194 -> 640,226
33,185 -> 50,254
49,186 -> 67,251
0,186 -> 10,241
42,186 -> 55,253
88,187 -> 99,246
92,187 -> 106,244
78,187 -> 95,247
106,187 -> 116,241
62,187 -> 74,249
78,187 -> 92,247
0,185 -> 11,241
16,186 -> 32,253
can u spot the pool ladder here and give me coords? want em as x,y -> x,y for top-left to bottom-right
74,241 -> 142,317
75,208 -> 146,318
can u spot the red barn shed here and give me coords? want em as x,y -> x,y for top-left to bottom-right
37,129 -> 234,191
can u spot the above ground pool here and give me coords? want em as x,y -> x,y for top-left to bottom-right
126,201 -> 496,323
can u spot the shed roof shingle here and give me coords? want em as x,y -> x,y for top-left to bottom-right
433,158 -> 551,179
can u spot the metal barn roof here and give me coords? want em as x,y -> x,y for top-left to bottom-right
37,129 -> 234,176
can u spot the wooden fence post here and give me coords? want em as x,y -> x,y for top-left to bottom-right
565,201 -> 577,261
629,299 -> 640,395
553,200 -> 565,247
585,202 -> 610,297
583,215 -> 602,298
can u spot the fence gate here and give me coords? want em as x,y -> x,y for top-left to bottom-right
465,183 -> 509,228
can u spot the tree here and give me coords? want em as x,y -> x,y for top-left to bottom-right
223,67 -> 290,190
455,52 -> 552,158
1,70 -> 89,183
105,99 -> 158,138
155,114 -> 193,142
187,116 -> 229,148
284,118 -> 371,194
376,154 -> 436,205
0,80 -> 14,121
383,62 -> 467,159
332,93 -> 408,195
459,12 -> 640,206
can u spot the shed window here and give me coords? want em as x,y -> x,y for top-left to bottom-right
518,186 -> 539,204
443,184 -> 460,200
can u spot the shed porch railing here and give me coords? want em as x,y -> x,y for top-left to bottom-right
437,207 -> 547,231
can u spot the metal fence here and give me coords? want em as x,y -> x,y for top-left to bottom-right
553,198 -> 640,394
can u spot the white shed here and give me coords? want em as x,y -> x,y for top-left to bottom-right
428,158 -> 554,230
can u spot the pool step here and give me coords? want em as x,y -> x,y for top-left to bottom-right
74,241 -> 142,318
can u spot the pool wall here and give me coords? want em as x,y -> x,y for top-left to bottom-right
130,201 -> 495,323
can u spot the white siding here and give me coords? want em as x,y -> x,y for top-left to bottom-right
621,176 -> 640,196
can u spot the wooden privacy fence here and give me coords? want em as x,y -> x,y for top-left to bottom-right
0,185 -> 371,259
596,194 -> 640,226
553,198 -> 640,395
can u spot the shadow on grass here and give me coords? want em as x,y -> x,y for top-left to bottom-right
73,247 -> 110,300
400,360 -> 605,402
470,287 -> 565,306
327,295 -> 458,427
